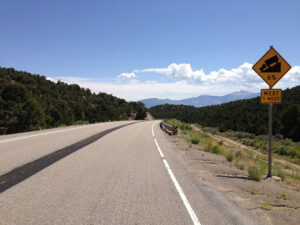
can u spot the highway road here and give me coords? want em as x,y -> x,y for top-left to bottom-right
0,121 -> 260,225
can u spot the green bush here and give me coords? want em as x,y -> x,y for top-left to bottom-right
237,164 -> 244,170
200,132 -> 209,138
226,153 -> 234,162
254,142 -> 262,149
204,143 -> 224,155
248,167 -> 262,181
273,169 -> 286,181
218,140 -> 223,145
211,145 -> 223,154
167,119 -> 192,131
76,120 -> 89,125
191,135 -> 200,144
202,127 -> 219,134
288,149 -> 297,158
289,172 -> 300,180
260,203 -> 272,210
180,123 -> 192,130
279,192 -> 288,200
251,187 -> 258,195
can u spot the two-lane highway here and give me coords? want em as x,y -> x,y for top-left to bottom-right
0,121 -> 260,225
0,121 -> 135,175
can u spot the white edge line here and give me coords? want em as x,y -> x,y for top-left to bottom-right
152,122 -> 201,225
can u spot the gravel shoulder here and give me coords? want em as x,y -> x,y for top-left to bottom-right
162,131 -> 300,225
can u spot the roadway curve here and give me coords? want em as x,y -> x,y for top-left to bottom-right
0,121 -> 260,225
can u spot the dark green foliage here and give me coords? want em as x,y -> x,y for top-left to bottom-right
281,104 -> 300,141
150,86 -> 300,141
0,67 -> 147,134
135,103 -> 147,120
226,153 -> 234,162
205,144 -> 224,155
191,135 -> 200,144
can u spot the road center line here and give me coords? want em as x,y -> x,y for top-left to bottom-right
152,122 -> 201,225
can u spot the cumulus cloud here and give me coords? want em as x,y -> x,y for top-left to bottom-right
48,63 -> 300,101
282,66 -> 300,82
137,63 -> 206,82
117,72 -> 137,79
46,77 -> 56,82
136,62 -> 263,85
134,62 -> 300,88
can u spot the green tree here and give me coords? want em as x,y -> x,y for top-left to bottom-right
281,105 -> 300,141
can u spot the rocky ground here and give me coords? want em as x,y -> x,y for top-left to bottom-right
163,131 -> 300,225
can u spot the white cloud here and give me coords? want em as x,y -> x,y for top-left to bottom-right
282,66 -> 300,83
135,62 -> 300,88
46,77 -> 56,82
48,77 -> 235,101
137,63 -> 206,82
117,72 -> 137,79
136,62 -> 264,85
48,63 -> 300,101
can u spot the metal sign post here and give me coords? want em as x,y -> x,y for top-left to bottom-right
267,90 -> 273,177
253,46 -> 291,178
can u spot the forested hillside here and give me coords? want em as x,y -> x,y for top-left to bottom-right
0,67 -> 147,134
150,86 -> 300,141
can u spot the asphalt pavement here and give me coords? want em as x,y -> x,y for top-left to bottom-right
0,121 -> 260,225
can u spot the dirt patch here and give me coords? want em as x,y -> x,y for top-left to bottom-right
166,133 -> 300,225
145,112 -> 154,120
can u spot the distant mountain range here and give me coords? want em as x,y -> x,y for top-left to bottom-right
140,90 -> 259,108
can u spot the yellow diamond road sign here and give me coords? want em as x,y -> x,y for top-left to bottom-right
253,47 -> 291,87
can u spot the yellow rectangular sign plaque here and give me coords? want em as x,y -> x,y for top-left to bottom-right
261,89 -> 282,104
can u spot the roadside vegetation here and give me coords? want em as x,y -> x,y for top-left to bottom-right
215,129 -> 300,165
167,119 -> 300,189
0,67 -> 147,134
150,85 -> 300,142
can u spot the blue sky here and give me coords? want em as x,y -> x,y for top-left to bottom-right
1,0 -> 300,100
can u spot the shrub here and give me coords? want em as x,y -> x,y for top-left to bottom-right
289,172 -> 300,180
284,164 -> 292,169
204,143 -> 223,155
248,167 -> 262,181
237,164 -> 244,170
226,153 -> 234,162
202,127 -> 218,134
254,142 -> 261,149
279,192 -> 288,200
191,135 -> 200,144
260,203 -> 272,210
273,169 -> 286,181
218,140 -> 223,145
251,187 -> 258,195
76,120 -> 89,125
180,123 -> 192,130
288,148 -> 297,158
200,132 -> 209,138
211,145 -> 223,154
167,119 -> 192,131
204,142 -> 212,152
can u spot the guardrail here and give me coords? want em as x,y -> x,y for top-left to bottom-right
160,121 -> 178,135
